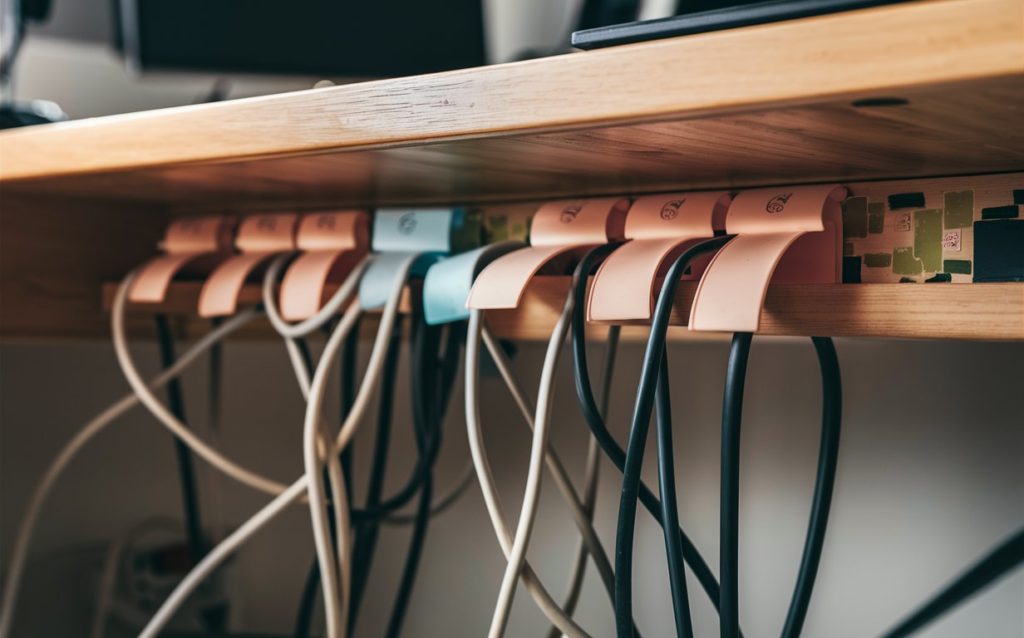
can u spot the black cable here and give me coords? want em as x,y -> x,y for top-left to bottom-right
569,236 -> 732,637
350,307 -> 462,637
720,334 -> 844,638
385,310 -> 463,636
203,316 -> 229,633
880,527 -> 1024,638
384,316 -> 446,638
721,334 -> 844,638
346,409 -> 445,522
655,351 -> 693,638
615,238 -> 734,638
153,315 -> 206,565
719,331 -> 752,638
386,470 -> 432,638
560,242 -> 645,637
293,561 -> 320,638
342,312 -> 448,524
781,336 -> 842,638
348,320 -> 404,631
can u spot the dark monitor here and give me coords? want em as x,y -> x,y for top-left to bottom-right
113,0 -> 488,78
572,0 -> 907,50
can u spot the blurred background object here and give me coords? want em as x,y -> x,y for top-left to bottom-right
0,0 -> 67,128
8,0 -> 657,122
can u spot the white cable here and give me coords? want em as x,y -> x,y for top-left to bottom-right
264,259 -> 367,584
263,257 -> 361,638
141,259 -> 412,638
488,291 -> 575,638
0,308 -> 258,638
282,335 -> 351,635
547,327 -> 619,638
304,256 -> 414,638
111,275 -> 291,497
262,254 -> 464,525
266,249 -> 468,630
388,318 -> 614,535
465,310 -> 590,638
479,326 -> 618,610
303,303 -> 362,638
262,253 -> 372,338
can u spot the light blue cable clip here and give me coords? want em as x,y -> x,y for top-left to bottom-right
358,207 -> 481,309
422,241 -> 525,325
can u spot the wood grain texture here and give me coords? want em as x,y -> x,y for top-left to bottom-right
0,195 -> 169,340
100,279 -> 1024,342
1,0 -> 1022,208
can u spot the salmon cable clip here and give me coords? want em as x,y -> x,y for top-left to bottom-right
689,184 -> 847,332
467,198 -> 630,310
276,211 -> 370,321
588,192 -> 731,322
128,216 -> 236,304
198,213 -> 299,318
358,208 -> 482,310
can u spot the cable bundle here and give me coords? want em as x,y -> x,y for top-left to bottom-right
1,202 -> 1020,638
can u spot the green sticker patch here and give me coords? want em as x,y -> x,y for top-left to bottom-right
864,253 -> 892,268
842,197 -> 868,239
893,247 -> 923,275
914,209 -> 942,272
944,191 -> 974,228
484,214 -> 509,242
868,202 -> 885,233
943,259 -> 972,274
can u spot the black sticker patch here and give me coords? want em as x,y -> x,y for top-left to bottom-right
888,192 -> 926,209
842,256 -> 862,283
974,220 -> 1024,282
981,205 -> 1020,220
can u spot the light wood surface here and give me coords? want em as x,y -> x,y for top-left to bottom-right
2,0 -> 1022,208
100,279 -> 1024,342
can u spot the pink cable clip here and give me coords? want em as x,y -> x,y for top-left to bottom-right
467,198 -> 629,310
689,184 -> 847,333
198,213 -> 299,318
128,216 -> 235,304
277,211 -> 370,320
588,192 -> 731,321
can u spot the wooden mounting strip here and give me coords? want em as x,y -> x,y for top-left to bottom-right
101,279 -> 1024,342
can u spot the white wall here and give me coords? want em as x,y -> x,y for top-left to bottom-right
2,335 -> 1022,636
